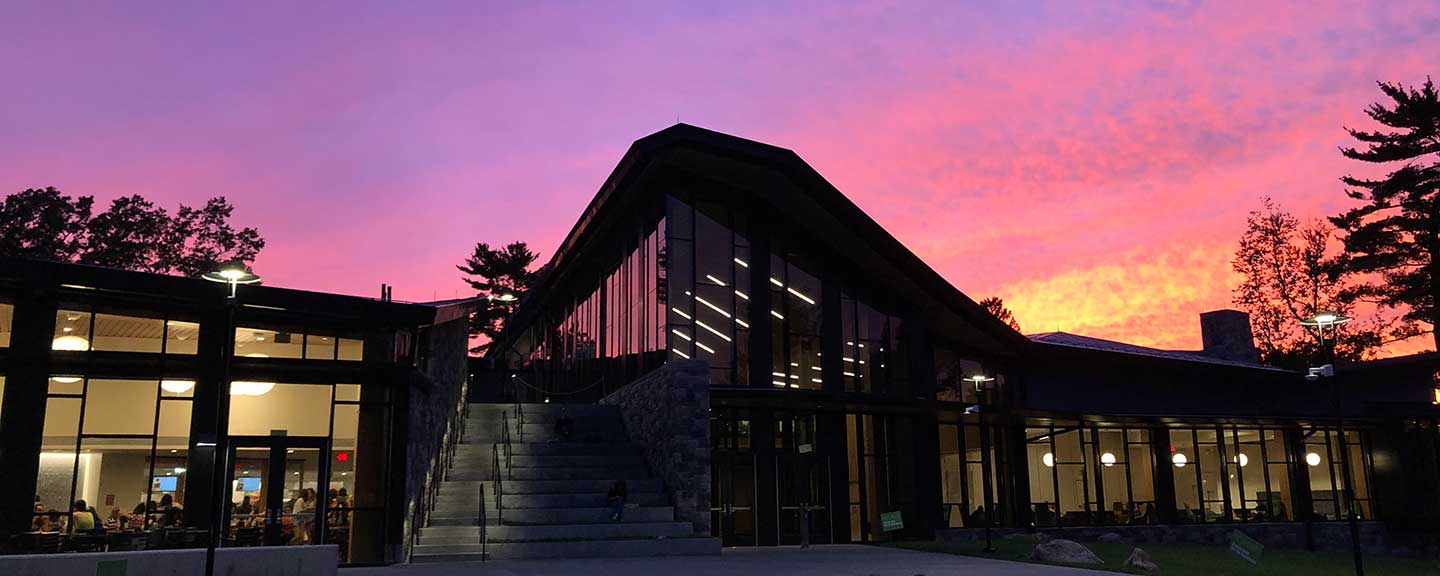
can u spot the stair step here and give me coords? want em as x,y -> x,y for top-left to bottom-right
500,506 -> 674,525
505,466 -> 649,481
420,521 -> 693,543
450,478 -> 662,495
411,537 -> 720,561
434,491 -> 669,509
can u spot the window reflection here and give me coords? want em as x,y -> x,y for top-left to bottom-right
771,251 -> 822,390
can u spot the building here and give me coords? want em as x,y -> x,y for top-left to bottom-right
0,258 -> 473,564
486,124 -> 1440,548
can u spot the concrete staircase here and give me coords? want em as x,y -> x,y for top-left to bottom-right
411,403 -> 720,562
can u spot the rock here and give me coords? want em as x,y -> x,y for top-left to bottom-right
1098,532 -> 1129,544
1029,538 -> 1104,565
1124,547 -> 1160,573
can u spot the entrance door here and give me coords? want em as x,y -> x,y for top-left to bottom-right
777,454 -> 832,545
711,452 -> 756,546
223,437 -> 329,547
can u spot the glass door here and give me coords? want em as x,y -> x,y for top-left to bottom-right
223,437 -> 328,547
777,453 -> 831,545
710,452 -> 756,546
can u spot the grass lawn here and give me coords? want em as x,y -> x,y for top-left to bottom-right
888,538 -> 1440,576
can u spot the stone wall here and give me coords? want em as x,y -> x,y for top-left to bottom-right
599,360 -> 711,535
402,317 -> 471,559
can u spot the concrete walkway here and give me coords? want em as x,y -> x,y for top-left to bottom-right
343,545 -> 1112,576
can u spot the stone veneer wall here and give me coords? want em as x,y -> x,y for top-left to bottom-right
599,360 -> 711,535
402,317 -> 471,559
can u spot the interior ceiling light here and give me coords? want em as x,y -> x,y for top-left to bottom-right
161,380 -> 196,394
230,381 -> 276,396
52,335 -> 89,351
786,287 -> 816,305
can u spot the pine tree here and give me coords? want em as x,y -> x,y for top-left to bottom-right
457,241 -> 547,353
978,296 -> 1021,332
1330,78 -> 1440,350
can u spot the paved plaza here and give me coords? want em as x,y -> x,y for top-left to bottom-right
343,545 -> 1109,576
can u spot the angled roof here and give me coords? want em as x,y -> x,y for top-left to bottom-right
493,123 -> 1033,358
1028,331 -> 1292,372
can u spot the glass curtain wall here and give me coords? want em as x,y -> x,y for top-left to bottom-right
1222,427 -> 1293,522
1304,428 -> 1376,521
1026,424 -> 1090,526
1089,427 -> 1157,525
53,308 -> 199,355
36,376 -> 193,533
938,415 -> 1002,528
666,193 -> 750,385
1169,428 -> 1226,522
839,292 -> 906,394
769,246 -> 822,390
846,414 -> 897,541
512,212 -> 664,397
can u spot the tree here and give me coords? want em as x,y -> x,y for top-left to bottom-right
1330,77 -> 1440,350
978,296 -> 1021,332
80,195 -> 172,273
0,187 -> 93,261
163,197 -> 266,277
1232,198 -> 1387,367
458,241 -> 547,354
0,187 -> 265,276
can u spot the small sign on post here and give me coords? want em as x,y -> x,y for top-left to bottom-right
1229,530 -> 1264,565
881,511 -> 904,532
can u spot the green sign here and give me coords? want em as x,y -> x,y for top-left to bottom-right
96,559 -> 128,576
880,510 -> 904,532
1229,530 -> 1264,565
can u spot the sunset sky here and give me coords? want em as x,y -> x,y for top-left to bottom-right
4,1 -> 1438,353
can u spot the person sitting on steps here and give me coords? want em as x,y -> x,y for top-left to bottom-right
607,480 -> 627,522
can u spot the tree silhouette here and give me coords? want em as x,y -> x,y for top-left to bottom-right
1232,198 -> 1386,368
978,296 -> 1021,332
1330,77 -> 1440,350
0,187 -> 265,276
0,187 -> 93,261
458,241 -> 547,354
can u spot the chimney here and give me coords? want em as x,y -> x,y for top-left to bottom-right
1199,309 -> 1259,363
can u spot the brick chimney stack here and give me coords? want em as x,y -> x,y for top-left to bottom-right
1199,310 -> 1260,364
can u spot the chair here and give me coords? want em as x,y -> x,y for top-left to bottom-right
231,526 -> 263,547
33,532 -> 62,554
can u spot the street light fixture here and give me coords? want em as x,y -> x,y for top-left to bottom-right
201,262 -> 261,298
964,373 -> 998,554
200,262 -> 261,576
1300,309 -> 1363,576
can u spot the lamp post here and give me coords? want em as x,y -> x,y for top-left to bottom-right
963,374 -> 997,553
200,262 -> 260,576
1300,310 -> 1363,576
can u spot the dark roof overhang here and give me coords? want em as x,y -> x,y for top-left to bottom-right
492,124 -> 1032,359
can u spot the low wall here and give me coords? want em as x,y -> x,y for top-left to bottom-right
599,360 -> 711,535
939,522 -> 1394,554
0,545 -> 338,576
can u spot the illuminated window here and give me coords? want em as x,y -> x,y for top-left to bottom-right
1432,387 -> 1439,405
0,303 -> 13,347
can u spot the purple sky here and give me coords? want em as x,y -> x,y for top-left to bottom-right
4,1 -> 1438,351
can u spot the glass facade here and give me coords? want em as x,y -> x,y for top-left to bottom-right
235,327 -> 363,361
938,415 -> 1003,528
36,377 -> 193,533
668,193 -> 750,385
52,309 -> 199,355
1304,428 -> 1375,521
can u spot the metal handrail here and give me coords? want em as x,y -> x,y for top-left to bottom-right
492,442 -> 504,525
479,465 -> 488,562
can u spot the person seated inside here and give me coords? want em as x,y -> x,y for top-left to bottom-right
69,500 -> 97,533
31,514 -> 53,532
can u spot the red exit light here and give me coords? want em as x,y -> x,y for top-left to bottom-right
336,452 -> 349,462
